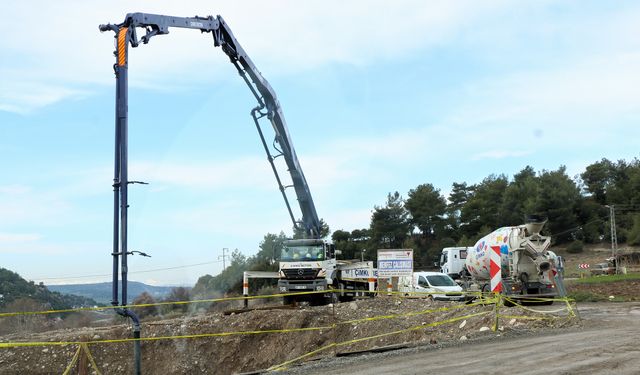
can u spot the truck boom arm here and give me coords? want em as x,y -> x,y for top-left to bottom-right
100,13 -> 322,237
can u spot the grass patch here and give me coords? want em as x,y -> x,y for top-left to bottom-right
573,273 -> 640,284
567,291 -> 607,302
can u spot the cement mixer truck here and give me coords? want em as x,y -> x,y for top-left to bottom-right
440,217 -> 563,302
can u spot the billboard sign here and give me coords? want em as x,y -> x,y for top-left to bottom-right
377,249 -> 413,277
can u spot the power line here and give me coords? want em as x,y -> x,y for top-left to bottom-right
33,260 -> 224,281
549,217 -> 605,238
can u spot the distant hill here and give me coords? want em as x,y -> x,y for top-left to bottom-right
47,281 -> 176,304
0,268 -> 99,310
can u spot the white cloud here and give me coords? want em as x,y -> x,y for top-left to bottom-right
0,189 -> 73,227
0,0 -> 505,114
0,238 -> 104,255
130,158 -> 274,191
324,208 -> 373,232
0,232 -> 41,243
468,53 -> 640,118
0,82 -> 89,115
0,185 -> 32,194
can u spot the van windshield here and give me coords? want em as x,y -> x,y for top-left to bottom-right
426,275 -> 457,287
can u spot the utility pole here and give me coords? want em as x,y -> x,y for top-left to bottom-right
219,248 -> 229,270
606,205 -> 619,273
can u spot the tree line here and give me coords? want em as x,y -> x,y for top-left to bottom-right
193,157 -> 640,296
334,158 -> 640,268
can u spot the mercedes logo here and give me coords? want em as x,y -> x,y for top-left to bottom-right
297,269 -> 304,275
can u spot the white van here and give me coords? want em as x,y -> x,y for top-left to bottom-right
399,271 -> 466,301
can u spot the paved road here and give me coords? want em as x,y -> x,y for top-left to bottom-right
284,302 -> 640,375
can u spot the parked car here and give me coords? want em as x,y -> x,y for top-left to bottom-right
590,263 -> 615,276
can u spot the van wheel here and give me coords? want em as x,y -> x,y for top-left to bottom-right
427,295 -> 434,301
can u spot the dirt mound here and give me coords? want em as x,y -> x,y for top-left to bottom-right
0,297 -> 578,374
567,280 -> 640,301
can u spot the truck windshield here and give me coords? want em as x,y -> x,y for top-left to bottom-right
426,275 -> 457,287
280,246 -> 324,261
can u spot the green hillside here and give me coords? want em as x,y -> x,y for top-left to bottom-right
48,282 -> 175,305
0,268 -> 99,311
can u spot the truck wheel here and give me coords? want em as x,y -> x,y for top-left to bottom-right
283,295 -> 294,305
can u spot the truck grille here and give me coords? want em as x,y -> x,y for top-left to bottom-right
282,268 -> 319,280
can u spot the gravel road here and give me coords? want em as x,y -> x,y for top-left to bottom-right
281,302 -> 640,375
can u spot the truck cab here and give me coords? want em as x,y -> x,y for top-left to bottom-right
439,247 -> 471,279
277,239 -> 336,303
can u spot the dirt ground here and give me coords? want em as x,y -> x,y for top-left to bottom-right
0,296 -> 577,374
556,244 -> 640,278
285,302 -> 640,375
566,280 -> 640,301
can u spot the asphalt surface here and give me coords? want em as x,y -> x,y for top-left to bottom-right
281,302 -> 640,375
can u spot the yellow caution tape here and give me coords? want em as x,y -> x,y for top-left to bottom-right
0,290 -> 332,317
0,295 -> 493,349
338,299 -> 494,326
82,343 -> 103,375
0,292 -> 576,354
267,310 -> 492,372
0,289 -> 482,318
0,326 -> 333,349
1,293 -> 578,375
0,341 -> 74,348
62,345 -> 81,375
61,344 -> 102,375
268,341 -> 337,372
502,297 -> 575,315
0,298 -> 494,349
565,299 -> 578,319
496,314 -> 556,321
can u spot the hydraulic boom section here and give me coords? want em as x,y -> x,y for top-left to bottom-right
100,13 -> 322,238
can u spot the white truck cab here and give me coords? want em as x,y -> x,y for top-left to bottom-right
439,247 -> 471,279
400,271 -> 466,301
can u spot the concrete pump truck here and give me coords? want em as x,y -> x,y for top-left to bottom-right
100,13 -> 371,311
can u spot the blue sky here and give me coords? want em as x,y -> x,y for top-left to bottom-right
1,1 -> 639,286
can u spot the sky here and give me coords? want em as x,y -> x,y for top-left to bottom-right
1,1 -> 639,286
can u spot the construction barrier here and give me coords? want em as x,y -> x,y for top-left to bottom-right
0,289 -> 486,319
0,291 -> 578,374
